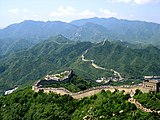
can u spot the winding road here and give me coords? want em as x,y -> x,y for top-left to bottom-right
81,41 -> 123,80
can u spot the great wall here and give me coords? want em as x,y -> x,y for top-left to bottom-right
32,41 -> 160,115
81,40 -> 123,81
33,82 -> 150,99
32,66 -> 160,115
32,69 -> 146,99
32,81 -> 160,115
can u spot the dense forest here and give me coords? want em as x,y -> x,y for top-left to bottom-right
0,87 -> 160,120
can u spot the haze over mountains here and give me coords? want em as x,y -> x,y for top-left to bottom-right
0,17 -> 160,56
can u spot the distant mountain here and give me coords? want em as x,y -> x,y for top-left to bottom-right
70,17 -> 118,26
0,20 -> 77,56
0,20 -> 77,40
70,22 -> 119,42
3,17 -> 158,45
71,17 -> 160,45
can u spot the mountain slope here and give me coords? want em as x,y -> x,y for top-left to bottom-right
0,35 -> 92,94
85,40 -> 160,77
0,38 -> 35,56
0,17 -> 160,49
0,35 -> 160,95
71,17 -> 160,45
70,22 -> 120,42
1,17 -> 160,57
0,20 -> 77,56
0,20 -> 77,40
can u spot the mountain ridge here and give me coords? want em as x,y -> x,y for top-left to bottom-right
1,17 -> 160,56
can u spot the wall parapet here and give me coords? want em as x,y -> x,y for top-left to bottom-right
32,83 -> 145,99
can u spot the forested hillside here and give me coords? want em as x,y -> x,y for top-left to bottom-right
0,35 -> 160,95
0,87 -> 159,120
85,40 -> 160,77
0,35 -> 92,94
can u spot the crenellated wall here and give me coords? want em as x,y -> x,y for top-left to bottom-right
32,84 -> 148,99
33,70 -> 73,88
32,70 -> 151,99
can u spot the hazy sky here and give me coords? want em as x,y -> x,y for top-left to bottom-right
0,0 -> 160,28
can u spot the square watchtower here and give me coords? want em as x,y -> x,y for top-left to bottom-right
143,76 -> 160,92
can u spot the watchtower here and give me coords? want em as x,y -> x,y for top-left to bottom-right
143,76 -> 160,92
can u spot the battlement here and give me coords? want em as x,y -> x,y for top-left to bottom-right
45,70 -> 73,81
32,70 -> 73,91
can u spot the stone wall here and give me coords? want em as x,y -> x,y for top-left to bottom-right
34,70 -> 73,87
32,70 -> 153,99
32,84 -> 147,99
